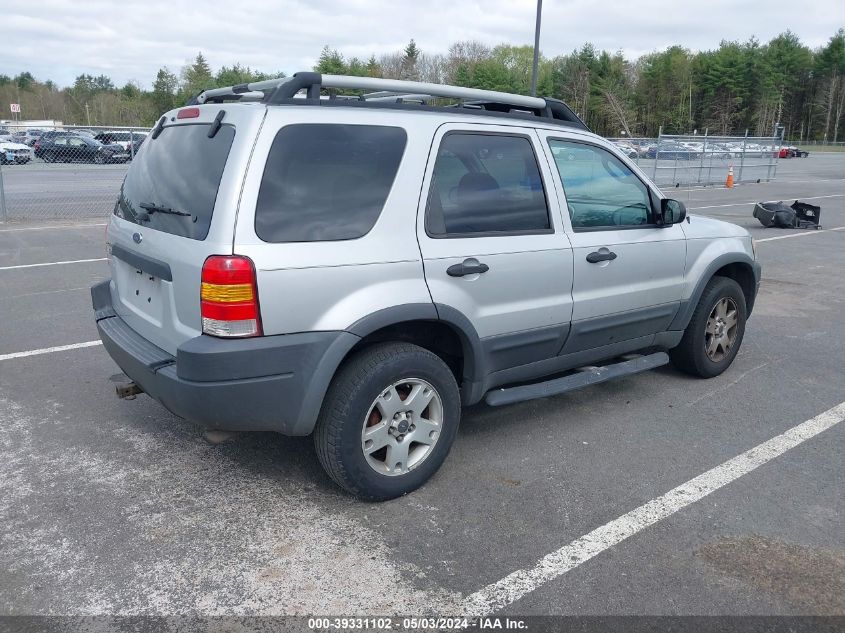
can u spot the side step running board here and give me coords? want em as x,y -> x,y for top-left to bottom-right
484,352 -> 669,407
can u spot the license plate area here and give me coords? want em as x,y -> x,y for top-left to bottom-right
115,259 -> 165,324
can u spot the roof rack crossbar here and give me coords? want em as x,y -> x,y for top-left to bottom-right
196,77 -> 293,104
262,72 -> 546,109
362,93 -> 435,103
192,72 -> 590,132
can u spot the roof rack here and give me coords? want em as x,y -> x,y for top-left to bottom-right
193,72 -> 589,130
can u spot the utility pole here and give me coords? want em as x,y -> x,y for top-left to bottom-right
85,103 -> 91,126
530,0 -> 543,96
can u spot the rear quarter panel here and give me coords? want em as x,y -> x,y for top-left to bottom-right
233,107 -> 440,335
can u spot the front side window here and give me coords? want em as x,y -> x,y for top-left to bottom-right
255,124 -> 407,243
549,140 -> 654,229
426,133 -> 550,236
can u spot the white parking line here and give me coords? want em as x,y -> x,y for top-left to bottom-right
461,400 -> 845,616
756,226 -> 845,243
0,223 -> 107,232
0,258 -> 107,271
0,340 -> 102,362
690,193 -> 845,210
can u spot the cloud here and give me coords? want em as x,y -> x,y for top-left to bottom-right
2,0 -> 843,87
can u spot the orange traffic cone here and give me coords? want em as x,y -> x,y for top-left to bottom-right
725,165 -> 735,188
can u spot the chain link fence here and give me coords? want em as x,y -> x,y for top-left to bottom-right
608,130 -> 786,188
0,124 -> 149,222
1,122 -> 789,223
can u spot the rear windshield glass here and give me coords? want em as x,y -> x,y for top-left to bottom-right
114,123 -> 235,240
255,124 -> 407,242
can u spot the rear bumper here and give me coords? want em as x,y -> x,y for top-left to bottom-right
92,280 -> 358,435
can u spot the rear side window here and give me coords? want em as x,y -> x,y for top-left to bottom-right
255,124 -> 407,242
425,133 -> 550,237
115,123 -> 235,240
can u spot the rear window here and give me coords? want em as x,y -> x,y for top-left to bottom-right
114,123 -> 235,240
255,124 -> 407,242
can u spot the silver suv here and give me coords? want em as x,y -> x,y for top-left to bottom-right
92,73 -> 760,500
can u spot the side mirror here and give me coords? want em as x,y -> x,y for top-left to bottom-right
660,198 -> 687,225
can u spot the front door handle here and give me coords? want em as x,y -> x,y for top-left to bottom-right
447,259 -> 490,277
586,250 -> 618,263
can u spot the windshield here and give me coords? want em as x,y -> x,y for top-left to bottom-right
114,123 -> 235,240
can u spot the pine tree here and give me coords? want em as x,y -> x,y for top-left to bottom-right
401,39 -> 420,80
366,55 -> 381,78
183,52 -> 213,96
315,46 -> 347,75
152,67 -> 178,115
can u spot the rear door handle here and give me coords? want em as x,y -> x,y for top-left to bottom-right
447,259 -> 490,277
586,250 -> 617,263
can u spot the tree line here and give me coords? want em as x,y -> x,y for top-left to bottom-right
2,29 -> 844,141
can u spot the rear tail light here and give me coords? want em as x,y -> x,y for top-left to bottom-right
200,255 -> 262,338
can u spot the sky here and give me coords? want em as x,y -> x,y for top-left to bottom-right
1,0 -> 843,88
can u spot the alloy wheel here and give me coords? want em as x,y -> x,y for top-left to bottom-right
360,378 -> 443,476
705,297 -> 739,362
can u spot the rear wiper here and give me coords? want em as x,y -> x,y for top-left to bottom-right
139,202 -> 192,217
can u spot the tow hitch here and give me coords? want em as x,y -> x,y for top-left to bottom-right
115,382 -> 143,400
111,373 -> 143,400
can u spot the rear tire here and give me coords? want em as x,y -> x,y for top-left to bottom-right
314,342 -> 461,501
670,276 -> 747,378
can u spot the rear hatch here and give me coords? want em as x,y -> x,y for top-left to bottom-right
106,105 -> 265,355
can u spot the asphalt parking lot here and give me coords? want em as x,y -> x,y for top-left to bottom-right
1,154 -> 844,620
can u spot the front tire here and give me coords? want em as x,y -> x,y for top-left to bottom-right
314,342 -> 461,501
670,276 -> 747,378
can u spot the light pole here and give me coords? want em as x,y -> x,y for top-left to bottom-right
530,0 -> 543,96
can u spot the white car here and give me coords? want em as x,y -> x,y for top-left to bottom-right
681,141 -> 704,152
0,139 -> 32,164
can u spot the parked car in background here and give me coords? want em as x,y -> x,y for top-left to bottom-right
707,143 -> 736,159
612,140 -> 638,159
128,134 -> 146,159
743,143 -> 774,157
34,135 -> 129,163
29,130 -> 47,146
0,139 -> 33,164
69,129 -> 98,139
635,141 -> 657,157
95,131 -> 147,151
36,130 -> 80,144
647,141 -> 699,160
779,146 -> 809,158
11,129 -> 46,146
